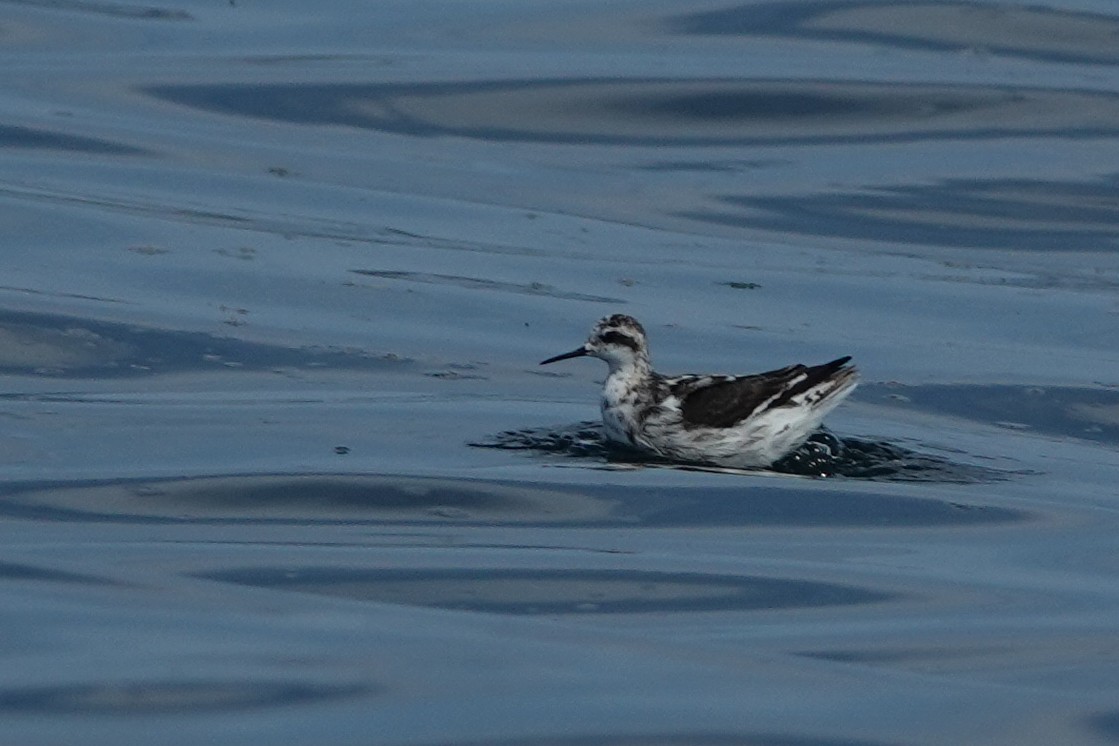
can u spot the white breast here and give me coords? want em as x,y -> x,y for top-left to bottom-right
599,373 -> 643,445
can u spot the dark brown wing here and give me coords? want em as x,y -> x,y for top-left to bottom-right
674,357 -> 852,428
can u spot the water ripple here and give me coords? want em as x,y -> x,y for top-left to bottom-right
670,2 -> 1119,66
471,421 -> 1011,483
351,270 -> 624,303
145,79 -> 1119,146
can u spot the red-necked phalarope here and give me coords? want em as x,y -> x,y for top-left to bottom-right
540,314 -> 859,468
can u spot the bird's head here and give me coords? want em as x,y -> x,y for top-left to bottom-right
540,314 -> 649,373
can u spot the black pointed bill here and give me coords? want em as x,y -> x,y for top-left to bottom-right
540,346 -> 589,365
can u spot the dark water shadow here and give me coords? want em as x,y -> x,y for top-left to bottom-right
0,475 -> 614,525
0,471 -> 1028,528
680,176 -> 1119,253
422,733 -> 895,746
471,421 -> 1013,484
198,567 -> 896,615
350,269 -> 624,303
668,1 -> 1119,66
0,561 -> 114,586
3,0 -> 191,20
427,735 -> 897,746
0,308 -> 410,378
862,383 -> 1119,445
1088,711 -> 1119,742
0,680 -> 369,715
0,124 -> 144,154
796,646 -> 1009,668
144,79 -> 1119,146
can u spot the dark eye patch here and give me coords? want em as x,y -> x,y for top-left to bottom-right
601,330 -> 639,351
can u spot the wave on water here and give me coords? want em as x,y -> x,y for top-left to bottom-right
470,422 -> 1010,483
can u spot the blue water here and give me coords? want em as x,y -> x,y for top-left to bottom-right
2,1 -> 1119,744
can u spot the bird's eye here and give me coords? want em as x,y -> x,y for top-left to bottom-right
600,331 -> 639,351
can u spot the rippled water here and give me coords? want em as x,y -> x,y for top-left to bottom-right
2,1 -> 1119,744
471,421 -> 1016,481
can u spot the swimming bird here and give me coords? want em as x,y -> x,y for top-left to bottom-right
540,314 -> 858,468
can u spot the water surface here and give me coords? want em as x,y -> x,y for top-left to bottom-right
1,1 -> 1118,744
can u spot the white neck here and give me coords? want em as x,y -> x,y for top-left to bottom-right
603,352 -> 651,379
